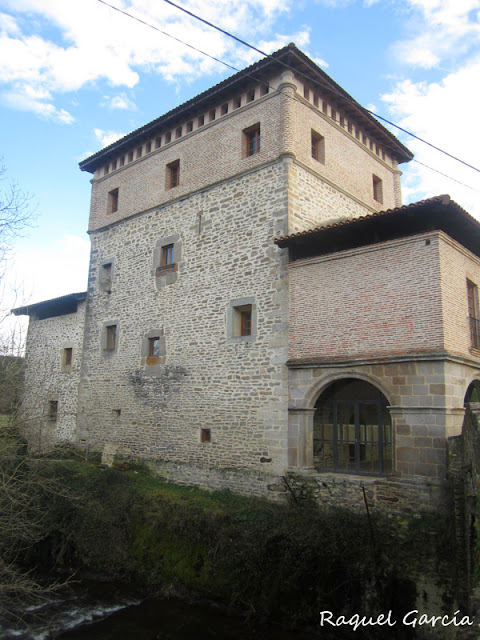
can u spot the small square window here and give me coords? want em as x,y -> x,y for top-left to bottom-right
311,131 -> 325,163
244,124 -> 260,157
106,325 -> 117,350
373,175 -> 383,204
167,161 -> 180,189
108,188 -> 119,214
49,400 -> 58,422
161,244 -> 174,266
201,428 -> 211,443
233,304 -> 252,337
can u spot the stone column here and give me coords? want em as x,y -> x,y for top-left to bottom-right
288,408 -> 315,471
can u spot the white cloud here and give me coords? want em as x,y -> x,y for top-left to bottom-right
102,93 -> 137,111
382,56 -> 480,218
391,0 -> 480,69
94,129 -> 127,148
0,0 -> 300,120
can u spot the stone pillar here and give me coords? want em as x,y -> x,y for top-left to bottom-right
288,408 -> 315,471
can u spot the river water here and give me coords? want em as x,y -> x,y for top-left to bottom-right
0,582 -> 322,640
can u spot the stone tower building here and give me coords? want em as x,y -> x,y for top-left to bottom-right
14,44 -> 480,509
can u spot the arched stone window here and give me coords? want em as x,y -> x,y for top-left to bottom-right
314,379 -> 392,474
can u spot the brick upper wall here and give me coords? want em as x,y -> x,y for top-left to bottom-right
288,232 -> 445,362
439,232 -> 480,358
87,73 -> 403,234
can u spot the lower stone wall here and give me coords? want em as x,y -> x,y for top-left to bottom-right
285,471 -> 446,515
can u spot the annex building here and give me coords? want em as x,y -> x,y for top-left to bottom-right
14,44 -> 480,512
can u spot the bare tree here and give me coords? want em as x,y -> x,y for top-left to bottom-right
0,160 -> 35,281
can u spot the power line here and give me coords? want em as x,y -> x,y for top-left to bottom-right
95,0 -> 479,192
162,0 -> 480,176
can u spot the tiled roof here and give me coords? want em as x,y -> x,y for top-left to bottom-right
79,43 -> 413,173
275,195 -> 480,258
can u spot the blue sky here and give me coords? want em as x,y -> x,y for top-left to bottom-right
1,0 -> 480,318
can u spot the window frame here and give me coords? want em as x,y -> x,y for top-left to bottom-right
108,188 -> 119,214
167,160 -> 180,189
468,279 -> 480,350
373,175 -> 383,204
244,124 -> 261,157
227,297 -> 257,344
311,130 -> 325,164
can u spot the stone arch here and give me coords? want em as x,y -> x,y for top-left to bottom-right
464,377 -> 480,405
303,370 -> 393,412
312,377 -> 392,474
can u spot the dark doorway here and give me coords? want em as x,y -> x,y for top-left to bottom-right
314,379 -> 392,474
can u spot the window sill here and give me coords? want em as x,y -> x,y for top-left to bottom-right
155,263 -> 178,276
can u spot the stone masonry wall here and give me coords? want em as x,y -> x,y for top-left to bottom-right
21,302 -> 86,451
288,231 -> 444,362
77,161 -> 291,484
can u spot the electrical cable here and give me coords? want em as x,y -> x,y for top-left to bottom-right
95,0 -> 479,191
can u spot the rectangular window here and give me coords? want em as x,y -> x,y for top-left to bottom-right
64,347 -> 72,366
108,188 -> 119,214
175,126 -> 182,139
234,97 -> 241,109
49,400 -> 58,422
165,132 -> 172,144
119,155 -> 125,167
245,124 -> 260,157
247,90 -> 255,102
146,141 -> 152,153
201,428 -> 211,443
161,244 -> 174,266
468,280 -> 480,349
198,114 -> 204,126
148,337 -> 160,357
100,262 -> 112,293
136,146 -> 143,158
233,304 -> 252,337
311,131 -> 325,163
128,151 -> 134,162
167,160 -> 180,189
221,103 -> 228,115
155,136 -> 162,149
372,175 -> 383,204
209,109 -> 216,122
106,325 -> 117,350
240,309 -> 252,336
186,120 -> 193,132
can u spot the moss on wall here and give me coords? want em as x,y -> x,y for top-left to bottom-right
29,460 -> 457,634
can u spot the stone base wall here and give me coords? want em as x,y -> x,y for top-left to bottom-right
285,471 -> 445,514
